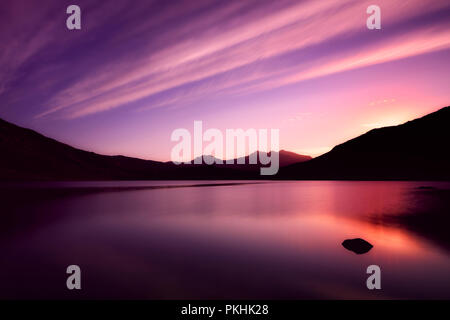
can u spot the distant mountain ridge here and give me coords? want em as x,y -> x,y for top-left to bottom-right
1,106 -> 449,180
236,150 -> 312,168
0,118 -> 168,180
0,118 -> 308,180
279,106 -> 450,180
190,150 -> 312,170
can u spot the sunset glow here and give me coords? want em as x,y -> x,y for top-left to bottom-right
0,0 -> 449,161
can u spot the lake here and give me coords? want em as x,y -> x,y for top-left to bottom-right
1,180 -> 449,299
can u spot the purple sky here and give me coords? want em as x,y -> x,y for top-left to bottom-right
1,0 -> 449,160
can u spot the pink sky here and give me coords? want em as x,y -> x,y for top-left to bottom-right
0,0 -> 449,160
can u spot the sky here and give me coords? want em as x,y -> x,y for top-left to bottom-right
0,0 -> 449,161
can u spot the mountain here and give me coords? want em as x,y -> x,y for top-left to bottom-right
276,150 -> 313,167
235,150 -> 312,168
0,118 -> 171,180
189,150 -> 311,170
279,106 -> 450,180
0,118 -> 257,180
1,106 -> 449,181
0,118 -> 306,180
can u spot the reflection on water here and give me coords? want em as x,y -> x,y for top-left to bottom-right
0,181 -> 449,299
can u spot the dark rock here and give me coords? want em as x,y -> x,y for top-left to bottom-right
342,238 -> 373,254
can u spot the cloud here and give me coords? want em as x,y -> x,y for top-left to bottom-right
1,0 -> 449,120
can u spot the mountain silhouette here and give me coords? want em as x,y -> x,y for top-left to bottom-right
0,118 -> 171,180
280,106 -> 450,180
189,150 -> 311,170
234,150 -> 312,168
0,118 -> 307,180
1,106 -> 449,180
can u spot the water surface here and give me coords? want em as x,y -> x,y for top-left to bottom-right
1,181 -> 449,299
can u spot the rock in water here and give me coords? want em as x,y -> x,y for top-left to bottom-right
342,238 -> 373,254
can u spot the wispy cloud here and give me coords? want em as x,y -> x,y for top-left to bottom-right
1,0 -> 449,120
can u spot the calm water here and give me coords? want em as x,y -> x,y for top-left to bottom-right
1,181 -> 449,299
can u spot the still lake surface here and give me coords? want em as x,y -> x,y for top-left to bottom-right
1,180 -> 449,299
